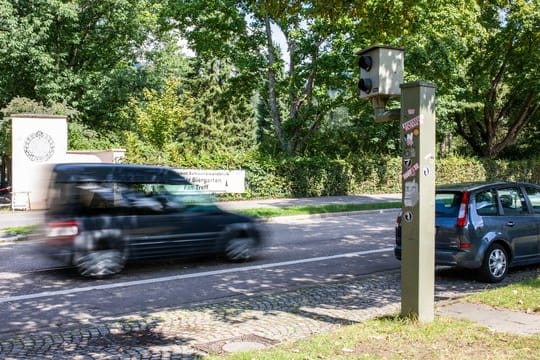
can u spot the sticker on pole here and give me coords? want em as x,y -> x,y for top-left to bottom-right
402,162 -> 419,180
403,211 -> 413,223
403,180 -> 418,207
402,115 -> 424,132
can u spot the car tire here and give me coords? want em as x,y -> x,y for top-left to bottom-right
479,243 -> 509,283
74,248 -> 126,278
225,237 -> 255,262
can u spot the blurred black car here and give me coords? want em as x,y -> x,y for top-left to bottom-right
395,181 -> 540,282
0,185 -> 11,204
44,163 -> 264,277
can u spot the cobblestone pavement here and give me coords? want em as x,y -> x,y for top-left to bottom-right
1,267 -> 538,359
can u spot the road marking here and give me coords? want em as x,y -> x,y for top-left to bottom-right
0,247 -> 393,304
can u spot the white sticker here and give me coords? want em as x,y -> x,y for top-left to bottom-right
403,212 -> 413,223
403,180 -> 418,207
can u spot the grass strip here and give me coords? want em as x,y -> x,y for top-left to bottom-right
465,273 -> 540,312
236,201 -> 401,218
209,315 -> 540,360
2,225 -> 38,236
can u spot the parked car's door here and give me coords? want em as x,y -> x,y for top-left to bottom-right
495,186 -> 539,263
523,185 -> 540,259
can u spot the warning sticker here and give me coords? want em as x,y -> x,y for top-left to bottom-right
402,162 -> 419,180
402,115 -> 424,132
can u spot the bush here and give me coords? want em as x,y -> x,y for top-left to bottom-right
436,157 -> 486,184
124,147 -> 540,199
277,156 -> 354,197
481,158 -> 540,184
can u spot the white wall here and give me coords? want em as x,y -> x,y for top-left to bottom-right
11,115 -> 68,210
11,115 -> 125,210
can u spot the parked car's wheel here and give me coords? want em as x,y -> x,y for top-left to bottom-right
74,249 -> 126,277
225,237 -> 256,262
479,243 -> 509,283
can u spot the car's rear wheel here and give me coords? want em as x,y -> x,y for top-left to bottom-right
74,248 -> 126,278
479,243 -> 508,283
225,237 -> 255,262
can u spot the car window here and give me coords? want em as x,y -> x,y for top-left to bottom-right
72,182 -> 201,215
435,192 -> 461,217
525,186 -> 540,214
474,190 -> 497,216
496,187 -> 527,215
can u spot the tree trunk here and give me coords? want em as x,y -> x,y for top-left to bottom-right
264,14 -> 290,154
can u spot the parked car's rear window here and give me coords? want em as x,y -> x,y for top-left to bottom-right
474,190 -> 498,216
435,192 -> 461,217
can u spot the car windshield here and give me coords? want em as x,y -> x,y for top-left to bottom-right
435,192 -> 462,217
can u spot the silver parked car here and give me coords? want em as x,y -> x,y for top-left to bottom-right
395,181 -> 540,282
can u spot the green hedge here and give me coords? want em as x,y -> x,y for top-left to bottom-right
237,155 -> 540,199
142,149 -> 540,199
436,157 -> 487,184
238,154 -> 401,198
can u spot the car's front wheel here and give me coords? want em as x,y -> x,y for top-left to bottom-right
225,237 -> 256,262
479,243 -> 509,283
74,248 -> 126,278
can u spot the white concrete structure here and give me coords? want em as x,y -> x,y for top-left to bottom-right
11,114 -> 124,210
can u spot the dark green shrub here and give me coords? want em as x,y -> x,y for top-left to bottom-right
481,158 -> 540,183
277,156 -> 354,197
436,157 -> 486,184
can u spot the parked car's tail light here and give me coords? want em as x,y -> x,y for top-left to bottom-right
46,220 -> 79,242
456,191 -> 470,228
395,212 -> 402,246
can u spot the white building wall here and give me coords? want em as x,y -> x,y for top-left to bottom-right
11,114 -> 125,210
11,115 -> 68,210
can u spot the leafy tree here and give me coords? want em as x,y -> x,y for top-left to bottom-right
124,79 -> 194,164
68,120 -> 117,150
186,58 -> 258,155
0,0 -> 167,131
404,0 -> 540,159
167,0 -> 456,156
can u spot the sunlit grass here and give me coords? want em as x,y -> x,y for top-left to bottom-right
2,225 -> 37,236
465,274 -> 540,312
207,315 -> 540,360
237,202 -> 401,218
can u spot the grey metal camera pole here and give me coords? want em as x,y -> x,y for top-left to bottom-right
357,45 -> 436,322
399,82 -> 436,322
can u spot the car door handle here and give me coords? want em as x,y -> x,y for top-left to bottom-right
505,221 -> 515,227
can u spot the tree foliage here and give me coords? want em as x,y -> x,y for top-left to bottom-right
0,0 -> 166,130
124,78 -> 193,164
0,0 -> 538,165
404,0 -> 540,158
186,58 -> 258,154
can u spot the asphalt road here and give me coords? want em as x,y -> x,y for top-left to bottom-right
0,209 -> 399,337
